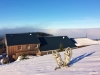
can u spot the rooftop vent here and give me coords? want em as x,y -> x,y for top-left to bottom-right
63,36 -> 65,39
29,33 -> 32,35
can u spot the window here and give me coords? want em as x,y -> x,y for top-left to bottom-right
18,46 -> 21,50
34,44 -> 38,48
26,45 -> 30,49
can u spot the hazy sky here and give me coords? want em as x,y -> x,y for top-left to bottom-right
0,0 -> 100,39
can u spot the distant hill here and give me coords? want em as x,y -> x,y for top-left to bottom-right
35,32 -> 53,36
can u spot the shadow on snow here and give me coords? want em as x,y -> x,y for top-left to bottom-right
68,51 -> 95,67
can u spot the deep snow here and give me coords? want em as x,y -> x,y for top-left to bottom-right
0,44 -> 100,75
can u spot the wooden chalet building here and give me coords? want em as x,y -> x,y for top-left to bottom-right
4,32 -> 77,60
5,33 -> 41,60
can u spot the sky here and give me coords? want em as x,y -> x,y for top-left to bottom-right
0,0 -> 100,39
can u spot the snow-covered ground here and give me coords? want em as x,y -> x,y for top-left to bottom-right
74,38 -> 99,46
0,44 -> 100,75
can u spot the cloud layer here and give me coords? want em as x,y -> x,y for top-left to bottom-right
0,27 -> 100,39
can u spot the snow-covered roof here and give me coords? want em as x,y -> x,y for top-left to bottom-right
74,38 -> 99,46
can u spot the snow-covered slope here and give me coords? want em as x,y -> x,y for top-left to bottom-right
74,38 -> 98,46
0,45 -> 100,75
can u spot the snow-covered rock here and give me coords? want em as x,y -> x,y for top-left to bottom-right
0,57 -> 9,65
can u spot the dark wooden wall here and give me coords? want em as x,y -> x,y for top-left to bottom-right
6,44 -> 41,59
7,44 -> 39,55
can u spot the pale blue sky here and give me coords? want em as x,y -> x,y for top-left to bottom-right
0,0 -> 100,29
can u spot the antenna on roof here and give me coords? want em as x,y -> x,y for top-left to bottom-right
86,29 -> 87,38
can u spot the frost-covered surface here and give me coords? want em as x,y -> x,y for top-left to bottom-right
75,38 -> 99,46
0,45 -> 100,75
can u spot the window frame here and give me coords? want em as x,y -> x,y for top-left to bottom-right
26,45 -> 30,49
18,46 -> 22,50
34,44 -> 38,48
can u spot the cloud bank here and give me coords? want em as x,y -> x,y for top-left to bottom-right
0,27 -> 100,39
